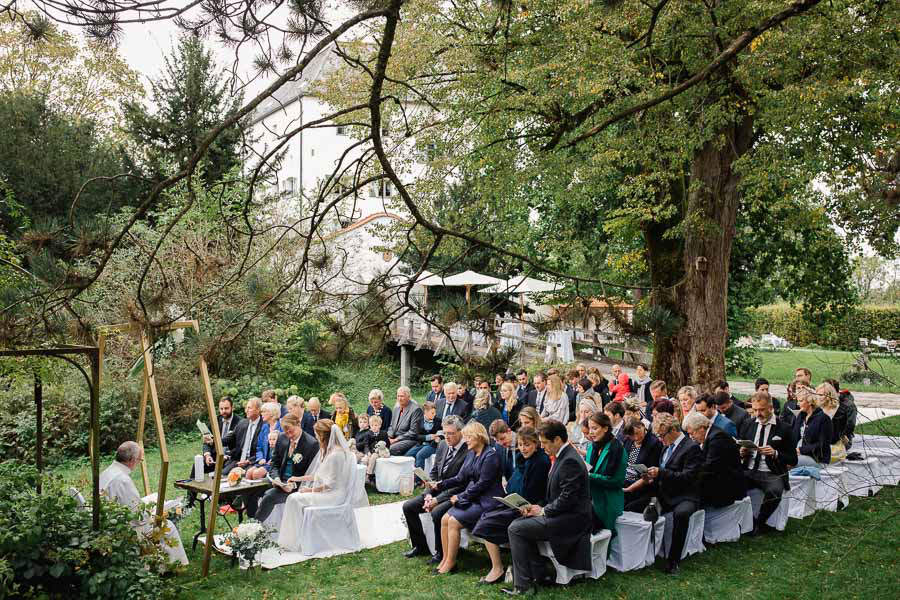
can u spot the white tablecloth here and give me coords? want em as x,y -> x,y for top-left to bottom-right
375,456 -> 414,493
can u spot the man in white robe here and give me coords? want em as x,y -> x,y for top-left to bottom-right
99,441 -> 189,565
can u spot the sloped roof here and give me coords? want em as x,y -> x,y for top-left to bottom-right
250,47 -> 342,125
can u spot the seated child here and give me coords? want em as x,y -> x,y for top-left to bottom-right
358,414 -> 390,484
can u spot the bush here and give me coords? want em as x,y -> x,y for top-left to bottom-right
726,344 -> 762,378
0,462 -> 175,599
747,305 -> 900,349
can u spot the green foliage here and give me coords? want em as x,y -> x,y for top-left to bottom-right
0,91 -> 140,234
747,305 -> 900,350
0,461 -> 174,599
269,321 -> 334,390
725,345 -> 762,379
124,34 -> 246,187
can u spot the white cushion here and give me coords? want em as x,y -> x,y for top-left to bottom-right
659,509 -> 705,560
608,511 -> 666,572
375,456 -> 414,493
703,497 -> 753,544
538,529 -> 611,584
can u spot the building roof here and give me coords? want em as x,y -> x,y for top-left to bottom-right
250,47 -> 341,125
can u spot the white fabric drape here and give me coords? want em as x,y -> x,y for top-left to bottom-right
278,425 -> 356,552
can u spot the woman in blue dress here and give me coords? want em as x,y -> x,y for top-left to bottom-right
246,401 -> 283,480
431,421 -> 504,575
471,426 -> 550,585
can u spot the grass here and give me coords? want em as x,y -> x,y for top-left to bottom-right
757,348 -> 900,394
857,415 -> 900,437
53,429 -> 900,600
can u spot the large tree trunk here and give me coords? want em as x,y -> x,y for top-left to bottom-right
647,116 -> 755,391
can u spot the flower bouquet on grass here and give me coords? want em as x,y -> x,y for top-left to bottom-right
223,521 -> 277,569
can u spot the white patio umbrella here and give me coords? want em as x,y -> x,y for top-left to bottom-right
439,270 -> 503,307
480,275 -> 563,319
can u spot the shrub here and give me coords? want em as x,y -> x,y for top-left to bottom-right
0,462 -> 175,599
747,305 -> 900,349
725,344 -> 762,378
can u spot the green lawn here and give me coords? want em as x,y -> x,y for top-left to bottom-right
856,415 -> 900,437
757,348 -> 900,393
54,432 -> 900,600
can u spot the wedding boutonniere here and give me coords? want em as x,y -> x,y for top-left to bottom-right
292,453 -> 303,464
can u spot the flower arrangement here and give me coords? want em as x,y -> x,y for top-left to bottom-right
223,521 -> 276,568
227,467 -> 246,486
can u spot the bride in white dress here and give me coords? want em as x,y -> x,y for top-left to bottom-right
278,419 -> 356,553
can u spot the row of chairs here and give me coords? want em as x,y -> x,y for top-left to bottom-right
414,434 -> 900,583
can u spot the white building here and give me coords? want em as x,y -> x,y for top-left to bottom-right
248,47 -> 418,297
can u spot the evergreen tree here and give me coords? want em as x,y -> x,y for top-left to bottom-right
125,34 -> 246,186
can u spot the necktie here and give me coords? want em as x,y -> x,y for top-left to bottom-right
661,444 -> 674,468
241,420 -> 256,461
221,418 -> 230,438
753,423 -> 768,471
443,447 -> 456,475
288,439 -> 297,462
550,454 -> 556,466
443,402 -> 451,419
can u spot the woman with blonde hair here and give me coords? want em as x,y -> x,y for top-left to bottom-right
427,421 -> 504,575
498,380 -> 523,429
246,401 -> 283,480
331,393 -> 358,441
568,397 -> 598,456
817,382 -> 848,463
791,386 -> 833,467
469,389 -> 502,431
517,405 -> 541,432
540,373 -> 569,423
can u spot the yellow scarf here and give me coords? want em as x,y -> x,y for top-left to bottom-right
335,412 -> 351,439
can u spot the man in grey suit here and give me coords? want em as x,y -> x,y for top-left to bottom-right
388,386 -> 424,455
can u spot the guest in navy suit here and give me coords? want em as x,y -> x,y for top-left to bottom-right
430,421 -> 504,575
621,418 -> 663,508
426,374 -> 446,405
472,426 -> 550,585
301,397 -> 331,436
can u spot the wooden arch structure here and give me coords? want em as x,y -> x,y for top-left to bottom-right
98,320 -> 223,576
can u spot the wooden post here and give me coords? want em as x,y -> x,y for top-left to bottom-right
136,370 -> 151,495
194,320 -> 223,578
140,330 -> 169,529
400,344 -> 411,387
90,350 -> 101,531
34,374 -> 42,494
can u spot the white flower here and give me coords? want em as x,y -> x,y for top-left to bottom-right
292,453 -> 302,464
236,522 -> 263,540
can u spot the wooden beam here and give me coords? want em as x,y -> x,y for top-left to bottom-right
140,330 -> 169,530
136,371 -> 151,495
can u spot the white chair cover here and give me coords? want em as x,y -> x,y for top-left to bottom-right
659,509 -> 705,560
375,456 -> 415,493
814,466 -> 848,511
351,464 -> 370,508
608,512 -> 666,572
855,434 -> 900,450
860,448 -> 900,485
842,458 -> 884,497
785,475 -> 816,519
423,454 -> 436,477
298,502 -> 362,557
418,513 -> 470,556
703,497 -> 753,543
544,330 -> 575,363
537,529 -> 611,584
747,488 -> 789,531
501,321 -> 523,349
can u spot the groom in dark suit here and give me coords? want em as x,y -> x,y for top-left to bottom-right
402,415 -> 469,563
505,420 -> 592,596
245,413 -> 320,521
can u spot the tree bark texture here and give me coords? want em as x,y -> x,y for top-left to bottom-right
648,115 -> 755,391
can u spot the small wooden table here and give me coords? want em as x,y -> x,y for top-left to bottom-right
175,477 -> 271,551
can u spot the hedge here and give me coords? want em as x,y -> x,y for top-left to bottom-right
747,305 -> 900,349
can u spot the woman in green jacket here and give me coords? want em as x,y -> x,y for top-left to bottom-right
585,412 -> 626,537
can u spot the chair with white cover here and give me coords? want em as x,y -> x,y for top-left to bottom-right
298,502 -> 361,556
659,509 -> 706,560
418,513 -> 470,556
608,512 -> 666,572
860,447 -> 900,486
423,454 -> 436,477
747,488 -> 789,531
537,529 -> 612,584
841,457 -> 884,497
785,475 -> 816,519
815,466 -> 848,511
703,497 -> 753,544
375,456 -> 414,493
351,464 -> 369,508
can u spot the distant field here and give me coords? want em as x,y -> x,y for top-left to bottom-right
758,348 -> 900,393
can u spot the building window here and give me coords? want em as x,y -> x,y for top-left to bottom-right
283,177 -> 296,195
369,180 -> 393,198
336,124 -> 348,136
